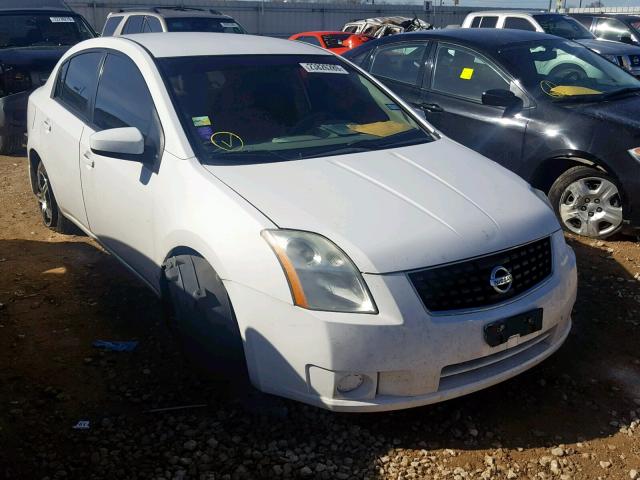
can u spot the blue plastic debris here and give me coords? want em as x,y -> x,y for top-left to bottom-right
92,340 -> 138,352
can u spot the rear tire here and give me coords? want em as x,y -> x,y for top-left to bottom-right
548,166 -> 624,239
35,161 -> 74,234
163,252 -> 249,386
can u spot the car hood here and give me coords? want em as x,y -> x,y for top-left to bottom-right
568,93 -> 640,130
0,46 -> 69,69
203,140 -> 560,273
575,38 -> 640,55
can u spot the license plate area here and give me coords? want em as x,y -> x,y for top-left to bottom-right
483,308 -> 543,347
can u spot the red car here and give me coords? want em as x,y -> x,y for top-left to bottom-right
289,31 -> 372,55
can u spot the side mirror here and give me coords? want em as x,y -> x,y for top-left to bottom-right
90,127 -> 144,157
482,89 -> 521,108
620,35 -> 635,44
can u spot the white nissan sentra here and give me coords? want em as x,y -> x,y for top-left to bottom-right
26,33 -> 577,412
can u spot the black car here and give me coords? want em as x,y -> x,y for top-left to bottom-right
0,0 -> 95,154
345,29 -> 640,239
571,13 -> 640,46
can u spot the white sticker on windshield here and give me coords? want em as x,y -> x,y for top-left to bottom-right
299,63 -> 348,74
50,16 -> 75,23
220,22 -> 239,28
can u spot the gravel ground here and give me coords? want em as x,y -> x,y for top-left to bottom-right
1,153 -> 640,480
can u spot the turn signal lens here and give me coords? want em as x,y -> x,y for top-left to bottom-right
262,230 -> 377,313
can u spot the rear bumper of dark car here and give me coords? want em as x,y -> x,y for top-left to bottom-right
0,90 -> 29,141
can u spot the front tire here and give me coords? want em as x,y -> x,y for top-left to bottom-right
35,161 -> 74,234
548,166 -> 624,239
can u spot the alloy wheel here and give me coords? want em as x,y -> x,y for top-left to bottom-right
559,177 -> 622,238
36,169 -> 54,227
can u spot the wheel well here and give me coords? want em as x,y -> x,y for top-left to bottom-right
28,149 -> 41,194
530,156 -> 607,194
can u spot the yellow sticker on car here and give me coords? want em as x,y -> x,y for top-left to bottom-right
460,68 -> 474,80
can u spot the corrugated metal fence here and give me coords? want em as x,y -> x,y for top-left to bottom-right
65,0 -> 504,37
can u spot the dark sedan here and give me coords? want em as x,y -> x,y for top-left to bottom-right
345,29 -> 640,239
0,1 -> 95,154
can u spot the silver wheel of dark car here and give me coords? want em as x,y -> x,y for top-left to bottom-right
551,169 -> 623,238
36,165 -> 54,227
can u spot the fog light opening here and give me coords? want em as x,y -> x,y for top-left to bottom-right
336,373 -> 365,393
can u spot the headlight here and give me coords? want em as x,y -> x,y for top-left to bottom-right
531,186 -> 553,211
628,147 -> 640,162
262,229 -> 377,313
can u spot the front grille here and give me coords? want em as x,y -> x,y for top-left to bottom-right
409,237 -> 552,313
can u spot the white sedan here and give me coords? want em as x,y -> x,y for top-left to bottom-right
27,32 -> 577,412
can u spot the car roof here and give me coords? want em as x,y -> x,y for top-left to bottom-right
104,32 -> 332,58
466,10 -> 549,16
388,28 -> 557,51
572,12 -> 640,19
109,7 -> 231,19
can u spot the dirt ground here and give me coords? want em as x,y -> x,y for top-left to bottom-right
1,152 -> 639,480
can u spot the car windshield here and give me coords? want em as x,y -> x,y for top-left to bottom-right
533,14 -> 594,40
158,54 -> 434,163
165,17 -> 246,34
499,39 -> 640,102
0,13 -> 94,48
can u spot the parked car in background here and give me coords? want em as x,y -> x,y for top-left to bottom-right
101,6 -> 246,36
0,0 -> 95,154
462,11 -> 640,77
27,32 -> 576,412
289,31 -> 372,55
342,16 -> 431,38
570,13 -> 640,46
345,29 -> 640,238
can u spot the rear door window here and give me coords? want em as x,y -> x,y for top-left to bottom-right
122,15 -> 144,34
102,16 -> 122,36
504,17 -> 536,31
55,52 -> 103,118
470,17 -> 481,28
370,43 -> 428,86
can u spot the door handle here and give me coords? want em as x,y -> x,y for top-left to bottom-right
43,119 -> 51,133
417,102 -> 444,113
82,150 -> 94,168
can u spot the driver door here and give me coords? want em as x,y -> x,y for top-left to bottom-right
79,52 -> 163,286
420,42 -> 528,170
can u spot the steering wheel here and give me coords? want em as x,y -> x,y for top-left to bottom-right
548,64 -> 588,85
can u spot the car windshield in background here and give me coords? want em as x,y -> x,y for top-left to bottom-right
322,33 -> 351,49
165,17 -> 246,33
0,14 -> 94,48
533,15 -> 593,40
500,39 -> 640,101
159,54 -> 433,163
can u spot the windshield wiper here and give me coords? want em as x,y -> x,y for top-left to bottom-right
600,87 -> 640,100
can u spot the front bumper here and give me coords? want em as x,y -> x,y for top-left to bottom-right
227,232 -> 577,412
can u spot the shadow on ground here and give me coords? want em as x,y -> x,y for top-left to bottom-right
0,236 -> 639,479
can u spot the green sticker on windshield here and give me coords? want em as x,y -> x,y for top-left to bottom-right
192,116 -> 212,127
